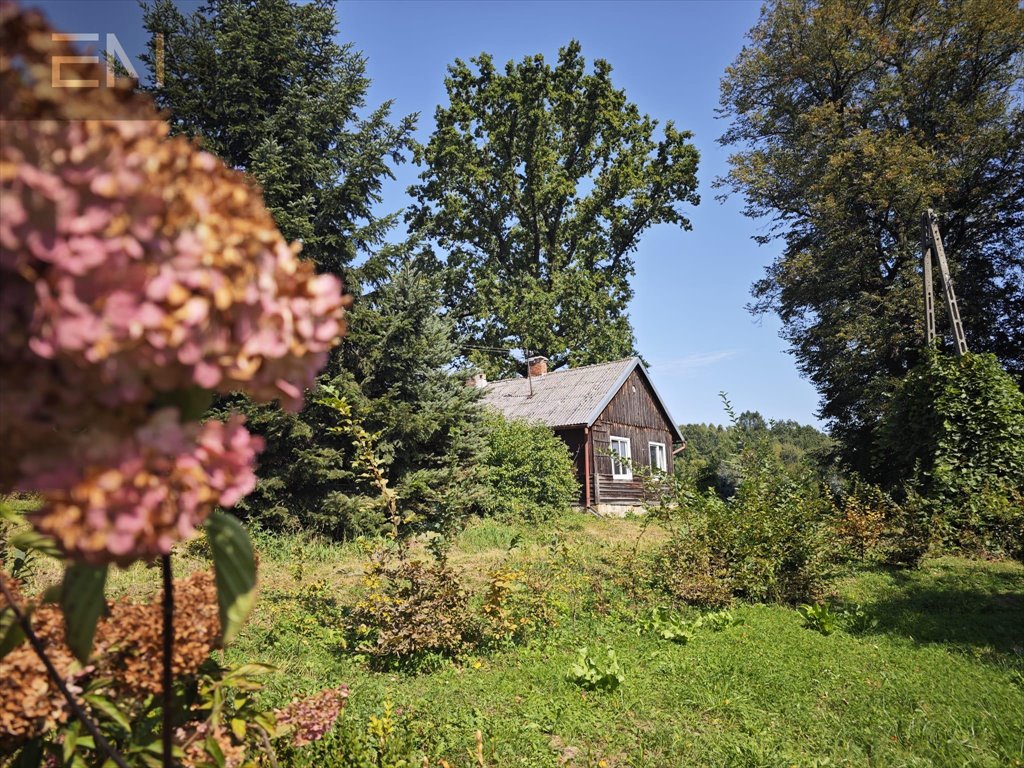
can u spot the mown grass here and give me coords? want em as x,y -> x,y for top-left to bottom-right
8,510 -> 1024,767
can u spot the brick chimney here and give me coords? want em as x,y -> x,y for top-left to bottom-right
464,372 -> 487,388
527,355 -> 548,377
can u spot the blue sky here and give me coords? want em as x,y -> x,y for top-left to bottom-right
34,0 -> 824,428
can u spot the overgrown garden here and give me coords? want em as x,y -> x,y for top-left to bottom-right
2,0 -> 1023,766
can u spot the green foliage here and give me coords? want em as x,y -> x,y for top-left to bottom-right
479,416 -> 580,522
652,416 -> 839,606
719,0 -> 1024,475
636,606 -> 693,644
700,608 -> 743,632
565,646 -> 624,692
140,0 -> 414,275
678,411 -> 834,498
797,603 -> 839,636
409,41 -> 700,377
877,351 -> 1024,557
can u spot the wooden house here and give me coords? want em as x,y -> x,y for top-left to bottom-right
477,356 -> 684,513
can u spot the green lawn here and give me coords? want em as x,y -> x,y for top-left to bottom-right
222,518 -> 1024,768
10,512 -> 1024,767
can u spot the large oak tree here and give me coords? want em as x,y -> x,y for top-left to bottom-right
719,0 -> 1024,474
409,41 -> 700,377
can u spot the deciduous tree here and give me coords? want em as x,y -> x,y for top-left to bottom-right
410,41 -> 700,376
718,0 -> 1024,473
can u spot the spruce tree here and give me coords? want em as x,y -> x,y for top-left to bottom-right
140,0 -> 482,535
140,0 -> 414,276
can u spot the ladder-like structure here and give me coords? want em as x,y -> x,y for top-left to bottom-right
921,209 -> 968,356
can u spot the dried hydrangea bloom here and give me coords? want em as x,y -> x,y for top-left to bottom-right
0,5 -> 347,562
274,685 -> 350,746
95,570 -> 223,693
0,603 -> 76,750
0,570 -> 222,749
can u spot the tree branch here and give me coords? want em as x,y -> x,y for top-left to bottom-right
161,554 -> 175,768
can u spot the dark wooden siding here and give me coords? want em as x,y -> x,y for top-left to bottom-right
553,426 -> 587,505
589,370 -> 676,505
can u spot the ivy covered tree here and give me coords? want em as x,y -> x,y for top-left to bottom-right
409,41 -> 701,377
140,0 -> 415,276
718,0 -> 1024,474
876,351 -> 1024,557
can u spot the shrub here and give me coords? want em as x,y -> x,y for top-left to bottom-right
478,416 -> 580,522
648,426 -> 839,606
835,478 -> 893,561
347,552 -> 476,670
276,700 -> 423,768
876,351 -> 1024,557
479,566 -> 558,646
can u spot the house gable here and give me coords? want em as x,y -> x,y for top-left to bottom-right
586,365 -> 683,442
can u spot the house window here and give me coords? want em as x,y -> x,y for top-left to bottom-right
649,442 -> 667,473
609,436 -> 632,480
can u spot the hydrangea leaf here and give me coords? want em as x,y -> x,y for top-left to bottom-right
0,605 -> 28,659
61,563 -> 108,663
206,511 -> 256,645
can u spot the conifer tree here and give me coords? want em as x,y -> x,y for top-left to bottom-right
140,0 -> 482,534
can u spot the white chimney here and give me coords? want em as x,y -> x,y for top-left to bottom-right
465,372 -> 487,388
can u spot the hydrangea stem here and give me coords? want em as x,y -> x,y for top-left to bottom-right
162,554 -> 175,768
0,575 -> 130,768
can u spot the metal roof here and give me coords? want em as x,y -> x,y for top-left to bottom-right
480,356 -> 684,442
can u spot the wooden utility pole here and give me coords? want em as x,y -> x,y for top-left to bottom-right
921,209 -> 968,356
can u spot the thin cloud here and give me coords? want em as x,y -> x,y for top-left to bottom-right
649,351 -> 738,376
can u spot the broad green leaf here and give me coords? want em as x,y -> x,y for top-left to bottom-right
40,584 -> 61,604
223,662 -> 276,683
230,718 -> 247,741
61,563 -> 108,663
9,529 -> 62,559
206,511 -> 256,644
0,605 -> 27,659
62,721 -> 79,765
82,693 -> 131,733
206,734 -> 226,768
0,500 -> 24,525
